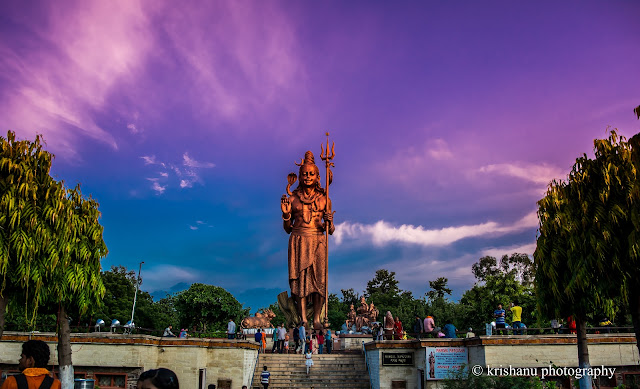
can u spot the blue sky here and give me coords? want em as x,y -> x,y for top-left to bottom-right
2,0 -> 639,312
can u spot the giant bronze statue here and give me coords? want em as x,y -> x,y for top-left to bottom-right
280,136 -> 335,330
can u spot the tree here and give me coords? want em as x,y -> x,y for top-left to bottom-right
535,131 -> 631,389
0,132 -> 107,387
0,131 -> 59,337
98,266 -> 173,334
426,277 -> 452,301
47,185 -> 107,387
173,283 -> 249,335
634,105 -> 640,119
461,255 -> 536,333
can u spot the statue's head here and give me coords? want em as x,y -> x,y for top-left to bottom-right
360,296 -> 367,305
296,151 -> 320,189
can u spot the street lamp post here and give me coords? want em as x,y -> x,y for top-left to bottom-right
130,261 -> 144,328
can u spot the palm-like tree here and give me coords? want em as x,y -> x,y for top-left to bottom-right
0,131 -> 61,337
535,131 -> 629,389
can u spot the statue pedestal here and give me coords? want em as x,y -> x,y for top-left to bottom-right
338,333 -> 374,351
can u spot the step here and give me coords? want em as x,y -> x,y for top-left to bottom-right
252,353 -> 370,389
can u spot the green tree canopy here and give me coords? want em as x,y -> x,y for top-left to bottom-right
173,283 -> 249,334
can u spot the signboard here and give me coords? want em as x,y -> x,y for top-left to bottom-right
382,352 -> 414,366
425,347 -> 468,380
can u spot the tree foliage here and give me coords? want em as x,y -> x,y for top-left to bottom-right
173,283 -> 249,334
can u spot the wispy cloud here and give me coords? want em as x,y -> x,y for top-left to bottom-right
478,162 -> 564,186
481,242 -> 537,258
0,1 -> 155,156
141,265 -> 200,291
183,152 -> 215,168
334,211 -> 537,248
428,139 -> 454,160
140,151 -> 215,194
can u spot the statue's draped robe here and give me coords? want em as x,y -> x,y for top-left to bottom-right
288,189 -> 327,299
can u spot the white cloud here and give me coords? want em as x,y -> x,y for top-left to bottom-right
428,139 -> 454,160
151,181 -> 166,194
141,155 -> 159,165
159,172 -> 169,178
481,242 -> 537,258
127,123 -> 141,134
141,265 -> 199,291
183,152 -> 215,168
478,162 -> 564,186
179,180 -> 192,188
334,211 -> 537,248
189,225 -> 198,230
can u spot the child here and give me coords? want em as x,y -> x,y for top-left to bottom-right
284,333 -> 290,353
305,349 -> 314,375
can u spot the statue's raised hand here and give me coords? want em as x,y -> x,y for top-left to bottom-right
281,195 -> 291,215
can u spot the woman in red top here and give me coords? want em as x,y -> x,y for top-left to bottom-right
317,331 -> 325,354
394,317 -> 403,340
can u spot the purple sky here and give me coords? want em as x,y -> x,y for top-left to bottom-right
2,0 -> 639,312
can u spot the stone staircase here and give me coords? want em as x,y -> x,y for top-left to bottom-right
251,353 -> 370,389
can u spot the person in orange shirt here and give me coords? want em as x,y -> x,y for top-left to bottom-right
1,339 -> 61,389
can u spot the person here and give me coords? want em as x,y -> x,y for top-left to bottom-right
423,316 -> 435,338
443,323 -> 457,338
277,323 -> 287,353
325,328 -> 332,354
383,311 -> 395,340
227,319 -> 236,339
137,368 -> 179,389
293,325 -> 300,353
284,333 -> 290,353
598,315 -> 613,334
179,328 -> 188,338
394,316 -> 403,340
567,316 -> 577,334
311,333 -> 319,354
371,322 -> 380,341
261,329 -> 267,353
465,327 -> 475,338
242,386 -> 247,389
494,304 -> 506,335
436,327 -> 445,338
255,329 -> 263,352
271,326 -> 279,353
317,331 -> 324,354
413,315 -> 424,338
1,340 -> 61,389
260,366 -> 270,389
298,322 -> 307,354
163,325 -> 176,337
510,301 -> 523,335
305,349 -> 314,375
281,151 -> 334,330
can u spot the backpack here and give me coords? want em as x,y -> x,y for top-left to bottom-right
14,374 -> 54,389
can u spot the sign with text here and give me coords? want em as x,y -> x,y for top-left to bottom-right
425,347 -> 468,380
382,352 -> 414,366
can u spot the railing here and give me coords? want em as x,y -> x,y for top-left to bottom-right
362,340 -> 373,389
405,326 -> 635,338
248,347 -> 260,389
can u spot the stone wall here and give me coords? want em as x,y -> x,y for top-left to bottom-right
364,334 -> 640,389
0,332 -> 259,389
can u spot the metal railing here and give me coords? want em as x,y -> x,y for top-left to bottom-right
362,340 -> 373,389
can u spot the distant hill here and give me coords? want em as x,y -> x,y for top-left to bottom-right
150,282 -> 191,300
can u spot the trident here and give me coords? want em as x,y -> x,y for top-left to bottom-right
320,132 -> 335,327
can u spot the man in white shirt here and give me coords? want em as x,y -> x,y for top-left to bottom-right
277,323 -> 287,353
227,319 -> 236,339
